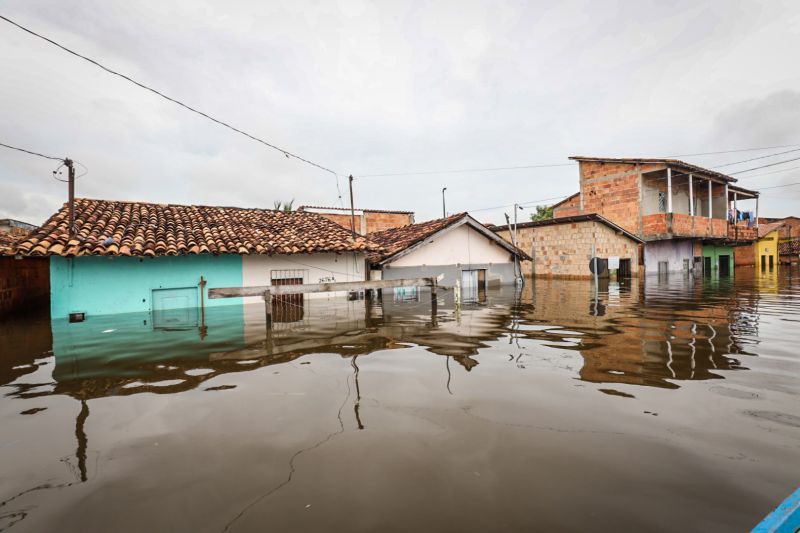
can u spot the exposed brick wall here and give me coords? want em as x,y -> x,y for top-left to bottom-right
365,212 -> 414,233
0,257 -> 49,315
552,194 -> 581,218
577,161 -> 663,236
496,220 -> 640,279
310,211 -> 413,235
642,213 -> 729,240
734,244 -> 755,266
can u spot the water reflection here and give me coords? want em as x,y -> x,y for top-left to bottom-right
1,272 -> 799,532
2,275 -> 781,401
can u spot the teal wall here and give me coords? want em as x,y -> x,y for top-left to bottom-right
702,245 -> 734,275
50,254 -> 243,318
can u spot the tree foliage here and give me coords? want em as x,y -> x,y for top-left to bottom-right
273,199 -> 295,212
529,204 -> 554,222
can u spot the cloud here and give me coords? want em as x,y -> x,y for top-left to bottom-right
1,0 -> 799,224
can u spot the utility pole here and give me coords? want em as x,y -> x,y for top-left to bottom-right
442,187 -> 447,218
65,158 -> 75,238
348,174 -> 357,239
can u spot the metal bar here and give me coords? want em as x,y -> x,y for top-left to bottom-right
209,277 -> 442,299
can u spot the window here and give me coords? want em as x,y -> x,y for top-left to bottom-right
270,269 -> 307,322
152,287 -> 199,329
683,259 -> 690,272
658,192 -> 666,213
658,261 -> 669,275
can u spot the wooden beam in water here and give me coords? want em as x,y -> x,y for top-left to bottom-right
209,277 -> 442,299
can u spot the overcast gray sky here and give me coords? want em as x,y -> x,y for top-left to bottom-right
1,0 -> 799,226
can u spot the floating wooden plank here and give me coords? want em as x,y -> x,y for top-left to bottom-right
209,277 -> 441,299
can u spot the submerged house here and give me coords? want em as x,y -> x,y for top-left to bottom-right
367,213 -> 527,292
554,157 -> 761,275
15,198 -> 374,319
492,214 -> 643,279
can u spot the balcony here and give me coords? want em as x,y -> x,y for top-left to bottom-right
641,214 -> 758,242
642,213 -> 728,240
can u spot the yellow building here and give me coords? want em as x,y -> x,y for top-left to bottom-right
755,222 -> 783,271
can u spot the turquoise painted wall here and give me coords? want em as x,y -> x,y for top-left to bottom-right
50,254 -> 243,318
702,245 -> 734,275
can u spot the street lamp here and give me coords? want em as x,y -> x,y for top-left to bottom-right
442,187 -> 447,218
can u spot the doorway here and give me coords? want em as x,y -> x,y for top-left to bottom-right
703,256 -> 712,275
618,258 -> 632,279
461,269 -> 487,303
719,255 -> 731,276
761,255 -> 766,270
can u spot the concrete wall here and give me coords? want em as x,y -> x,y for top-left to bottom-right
390,224 -> 514,267
241,252 -> 366,304
643,240 -> 694,274
496,220 -> 640,279
0,257 -> 49,316
50,254 -> 244,318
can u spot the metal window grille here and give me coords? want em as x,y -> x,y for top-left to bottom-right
658,192 -> 666,213
269,269 -> 307,323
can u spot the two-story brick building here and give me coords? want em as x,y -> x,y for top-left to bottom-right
554,157 -> 760,275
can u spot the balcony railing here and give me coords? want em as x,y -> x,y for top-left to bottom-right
728,222 -> 757,241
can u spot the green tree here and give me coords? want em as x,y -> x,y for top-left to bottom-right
529,204 -> 553,222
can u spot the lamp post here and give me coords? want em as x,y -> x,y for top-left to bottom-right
442,187 -> 447,218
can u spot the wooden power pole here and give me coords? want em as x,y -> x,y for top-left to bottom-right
65,158 -> 75,238
348,174 -> 357,239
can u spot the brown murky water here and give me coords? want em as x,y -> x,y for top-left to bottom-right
1,270 -> 799,532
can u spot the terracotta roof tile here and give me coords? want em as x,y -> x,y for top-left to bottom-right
779,238 -> 800,255
16,198 -> 377,257
0,232 -> 25,256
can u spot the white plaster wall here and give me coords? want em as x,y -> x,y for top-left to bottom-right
390,224 -> 512,267
241,252 -> 366,304
644,240 -> 693,273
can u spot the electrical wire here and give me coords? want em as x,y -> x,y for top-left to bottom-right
728,156 -> 800,175
0,141 -> 63,161
0,15 -> 340,180
353,143 -> 800,180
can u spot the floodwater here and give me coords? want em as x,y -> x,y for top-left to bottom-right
1,270 -> 799,532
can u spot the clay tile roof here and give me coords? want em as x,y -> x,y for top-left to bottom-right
0,232 -> 25,256
779,238 -> 800,255
367,213 -> 469,262
16,198 -> 378,257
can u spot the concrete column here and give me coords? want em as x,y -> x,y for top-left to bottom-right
689,174 -> 694,216
708,180 -> 713,219
733,191 -> 737,221
667,167 -> 673,213
755,196 -> 759,227
725,184 -> 729,221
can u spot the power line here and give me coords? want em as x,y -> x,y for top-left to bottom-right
355,162 -> 575,179
737,165 -> 800,180
0,141 -> 63,161
711,147 -> 800,169
759,182 -> 800,190
353,143 -> 800,180
666,143 -> 800,158
0,14 -> 340,181
729,156 -> 800,175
